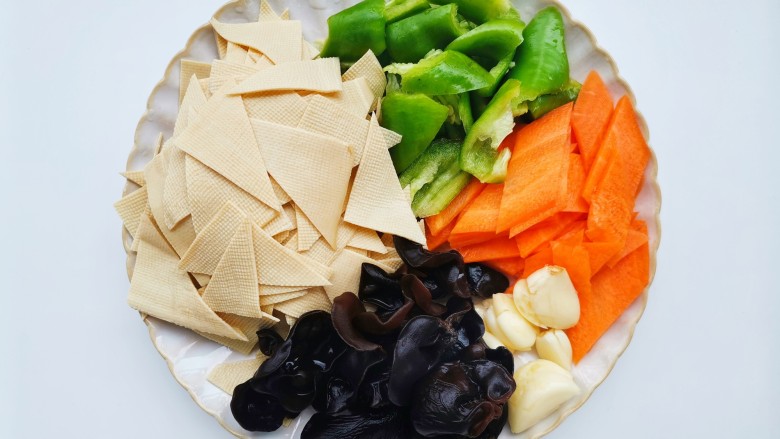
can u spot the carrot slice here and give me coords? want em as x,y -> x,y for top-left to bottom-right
515,212 -> 584,258
557,220 -> 586,244
566,242 -> 650,363
572,71 -> 614,172
452,184 -> 504,235
586,97 -> 651,244
583,241 -> 622,275
426,220 -> 457,250
498,103 -> 573,233
605,220 -> 648,268
551,241 -> 592,297
563,153 -> 589,213
459,235 -> 522,263
522,245 -> 553,278
448,232 -> 497,248
485,257 -> 526,278
426,179 -> 485,236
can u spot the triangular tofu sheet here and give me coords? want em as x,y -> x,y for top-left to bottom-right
114,187 -> 148,237
244,92 -> 307,127
224,42 -> 249,64
197,311 -> 278,355
259,290 -> 307,306
259,0 -> 282,21
162,146 -> 190,230
179,60 -> 212,104
144,151 -> 196,256
347,226 -> 388,254
273,288 -> 332,318
128,232 -> 246,341
251,222 -> 330,287
121,170 -> 146,187
322,249 -> 376,302
334,78 -> 374,117
251,120 -> 353,246
345,117 -> 426,244
342,50 -> 386,104
180,202 -> 247,275
202,220 -> 262,318
207,357 -> 264,395
298,95 -> 369,166
210,19 -> 303,64
185,155 -> 279,233
230,58 -> 342,95
208,60 -> 262,95
294,204 -> 320,251
176,92 -> 280,212
174,74 -> 209,138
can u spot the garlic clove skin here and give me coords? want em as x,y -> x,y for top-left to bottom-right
508,359 -> 581,434
513,266 -> 580,329
536,329 -> 573,370
481,331 -> 505,350
492,294 -> 537,352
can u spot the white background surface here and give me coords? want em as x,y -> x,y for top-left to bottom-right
0,0 -> 778,437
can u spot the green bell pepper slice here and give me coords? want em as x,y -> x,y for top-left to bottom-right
389,50 -> 494,96
444,0 -> 512,24
381,93 -> 450,173
477,53 -> 514,98
460,78 -> 526,183
385,0 -> 431,24
528,80 -> 581,120
459,93 -> 474,133
387,4 -> 470,63
320,0 -> 387,63
508,6 -> 569,102
447,19 -> 525,64
399,139 -> 472,218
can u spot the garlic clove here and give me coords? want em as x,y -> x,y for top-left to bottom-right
484,305 -> 513,348
536,329 -> 573,370
481,331 -> 505,350
508,359 -> 581,434
513,266 -> 580,329
492,294 -> 537,352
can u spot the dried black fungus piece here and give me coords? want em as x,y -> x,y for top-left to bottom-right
394,236 -> 472,299
388,303 -> 485,407
257,328 -> 284,356
465,264 -> 510,298
302,408 -> 409,439
231,382 -> 297,432
312,348 -> 386,414
401,275 -> 447,317
410,360 -> 515,438
232,312 -> 348,431
332,292 -> 414,351
358,263 -> 404,312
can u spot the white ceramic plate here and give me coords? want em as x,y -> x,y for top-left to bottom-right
122,0 -> 661,437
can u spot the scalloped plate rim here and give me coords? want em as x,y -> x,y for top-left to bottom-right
120,0 -> 662,437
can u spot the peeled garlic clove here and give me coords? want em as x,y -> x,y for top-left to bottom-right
492,294 -> 537,352
513,266 -> 580,329
482,331 -> 505,350
536,329 -> 573,370
484,305 -> 513,348
508,359 -> 580,434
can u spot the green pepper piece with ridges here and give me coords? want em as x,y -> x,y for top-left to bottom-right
528,80 -> 581,120
382,93 -> 450,173
445,0 -> 511,24
387,4 -> 471,63
390,50 -> 494,96
447,19 -> 525,64
399,139 -> 472,218
385,0 -> 431,24
460,79 -> 526,183
477,53 -> 515,97
459,93 -> 474,133
507,7 -> 569,102
320,0 -> 387,63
